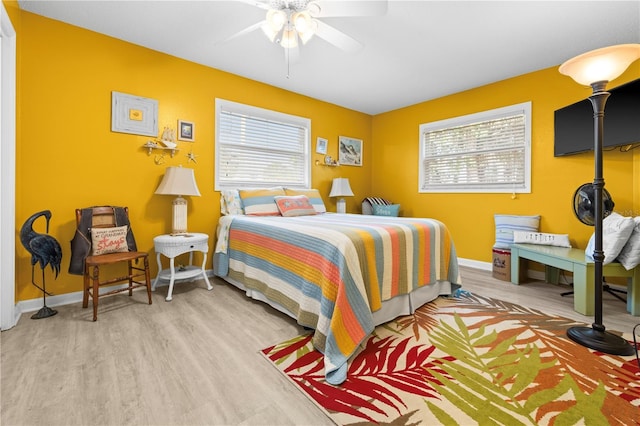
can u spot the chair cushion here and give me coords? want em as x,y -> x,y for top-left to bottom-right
91,225 -> 129,255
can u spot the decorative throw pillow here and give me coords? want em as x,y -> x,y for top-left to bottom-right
494,214 -> 541,250
284,188 -> 327,213
513,231 -> 572,248
585,212 -> 635,264
372,204 -> 400,217
362,197 -> 392,215
220,189 -> 243,215
274,195 -> 317,217
91,226 -> 129,256
239,187 -> 285,216
616,217 -> 640,270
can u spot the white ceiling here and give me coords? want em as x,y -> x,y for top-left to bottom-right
17,0 -> 640,115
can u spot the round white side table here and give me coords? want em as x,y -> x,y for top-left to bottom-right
152,233 -> 213,301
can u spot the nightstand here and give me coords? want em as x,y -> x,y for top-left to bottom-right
152,233 -> 213,301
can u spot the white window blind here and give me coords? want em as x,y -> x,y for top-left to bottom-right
419,102 -> 531,193
215,99 -> 310,190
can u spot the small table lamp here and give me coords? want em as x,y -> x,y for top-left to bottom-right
329,177 -> 354,214
155,166 -> 201,235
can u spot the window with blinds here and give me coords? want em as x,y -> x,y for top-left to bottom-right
215,99 -> 311,190
419,102 -> 531,193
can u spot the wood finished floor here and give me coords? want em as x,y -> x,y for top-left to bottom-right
2,266 -> 638,426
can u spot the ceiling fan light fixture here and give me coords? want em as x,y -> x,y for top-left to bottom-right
292,11 -> 312,32
261,23 -> 279,42
298,28 -> 314,45
266,9 -> 286,32
279,28 -> 298,49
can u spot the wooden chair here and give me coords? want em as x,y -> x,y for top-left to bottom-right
75,206 -> 152,320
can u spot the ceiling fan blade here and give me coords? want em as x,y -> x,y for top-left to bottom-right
311,0 -> 388,17
216,20 -> 266,45
314,20 -> 362,53
234,0 -> 271,11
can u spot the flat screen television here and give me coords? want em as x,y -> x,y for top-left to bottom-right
554,78 -> 640,157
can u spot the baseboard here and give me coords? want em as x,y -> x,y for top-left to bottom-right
15,270 -> 216,320
457,257 -> 544,281
458,257 -> 491,271
12,262 -> 546,322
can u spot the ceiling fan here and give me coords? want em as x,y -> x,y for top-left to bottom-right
223,0 -> 388,56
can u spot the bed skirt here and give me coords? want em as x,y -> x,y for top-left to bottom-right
218,274 -> 452,327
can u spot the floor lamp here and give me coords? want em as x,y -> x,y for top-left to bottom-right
559,44 -> 640,356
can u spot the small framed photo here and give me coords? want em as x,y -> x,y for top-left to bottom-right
178,120 -> 195,142
316,137 -> 328,154
338,136 -> 363,166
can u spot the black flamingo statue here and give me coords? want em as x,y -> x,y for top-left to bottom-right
20,210 -> 62,319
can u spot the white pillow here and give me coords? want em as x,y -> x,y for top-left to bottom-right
616,216 -> 640,270
585,212 -> 634,264
220,189 -> 243,215
513,231 -> 571,248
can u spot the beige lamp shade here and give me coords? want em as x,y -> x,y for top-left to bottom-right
329,178 -> 354,214
155,166 -> 201,197
559,44 -> 640,86
155,166 -> 200,235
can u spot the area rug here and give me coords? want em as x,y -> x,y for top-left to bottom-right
261,293 -> 640,425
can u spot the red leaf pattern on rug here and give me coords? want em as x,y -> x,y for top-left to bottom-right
262,293 -> 640,425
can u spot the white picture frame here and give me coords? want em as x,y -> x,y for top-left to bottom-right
111,91 -> 158,137
316,137 -> 328,154
338,136 -> 363,166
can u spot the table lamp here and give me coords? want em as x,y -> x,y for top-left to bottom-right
329,177 -> 354,214
155,166 -> 201,235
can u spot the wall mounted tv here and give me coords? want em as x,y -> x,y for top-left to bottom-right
554,78 -> 640,157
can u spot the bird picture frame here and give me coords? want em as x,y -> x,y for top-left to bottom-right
338,136 -> 363,166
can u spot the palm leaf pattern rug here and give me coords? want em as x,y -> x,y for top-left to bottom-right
261,293 -> 640,425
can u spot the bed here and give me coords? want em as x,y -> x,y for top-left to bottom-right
213,189 -> 461,385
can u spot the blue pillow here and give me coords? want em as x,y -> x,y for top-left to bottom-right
494,214 -> 540,249
372,204 -> 400,217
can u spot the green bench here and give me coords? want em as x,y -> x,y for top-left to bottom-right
510,243 -> 639,316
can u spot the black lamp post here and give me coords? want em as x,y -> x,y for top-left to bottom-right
559,44 -> 640,356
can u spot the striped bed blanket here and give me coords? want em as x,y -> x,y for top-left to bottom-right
214,213 -> 461,384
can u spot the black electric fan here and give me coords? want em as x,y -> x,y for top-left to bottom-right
566,184 -> 627,302
572,183 -> 614,226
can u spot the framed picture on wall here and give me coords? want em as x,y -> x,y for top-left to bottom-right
178,120 -> 195,142
316,137 -> 328,154
111,91 -> 158,137
338,136 -> 363,166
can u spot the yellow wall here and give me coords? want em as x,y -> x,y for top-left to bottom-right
10,5 -> 640,301
371,65 -> 640,263
13,10 -> 372,301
